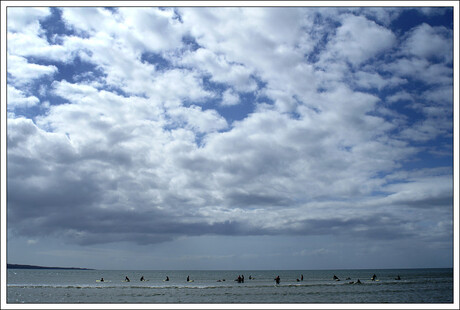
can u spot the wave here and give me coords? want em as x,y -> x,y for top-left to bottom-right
7,280 -> 423,290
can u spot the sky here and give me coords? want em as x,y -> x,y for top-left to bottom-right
2,2 -> 457,271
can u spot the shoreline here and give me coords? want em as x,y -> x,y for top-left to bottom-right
7,264 -> 93,270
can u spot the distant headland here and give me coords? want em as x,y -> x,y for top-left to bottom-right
7,264 -> 93,270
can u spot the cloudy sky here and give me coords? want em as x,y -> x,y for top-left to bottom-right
4,3 -> 455,270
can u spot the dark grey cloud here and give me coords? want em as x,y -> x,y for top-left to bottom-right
402,193 -> 453,209
225,190 -> 293,208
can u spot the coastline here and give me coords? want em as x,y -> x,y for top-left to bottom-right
7,264 -> 93,270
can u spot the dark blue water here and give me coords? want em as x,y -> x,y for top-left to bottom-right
7,268 -> 453,303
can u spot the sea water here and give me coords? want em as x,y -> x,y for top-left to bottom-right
7,268 -> 453,304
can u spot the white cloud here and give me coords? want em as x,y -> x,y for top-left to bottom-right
321,14 -> 396,66
7,7 -> 51,33
60,7 -> 117,35
401,23 -> 452,62
384,57 -> 452,86
352,70 -> 407,90
61,7 -> 185,53
147,69 -> 214,102
7,54 -> 58,86
7,85 -> 40,110
178,7 -> 317,110
221,89 -> 240,106
168,105 -> 228,133
118,8 -> 185,52
56,11 -> 213,100
7,8 -> 72,62
179,48 -> 257,92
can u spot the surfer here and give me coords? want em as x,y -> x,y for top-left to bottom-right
371,274 -> 377,281
100,278 -> 104,282
395,275 -> 401,280
356,279 -> 361,284
165,276 -> 169,281
140,276 -> 144,281
301,274 -> 303,281
241,274 -> 244,283
125,276 -> 130,282
274,275 -> 280,284
187,275 -> 190,282
333,275 -> 340,281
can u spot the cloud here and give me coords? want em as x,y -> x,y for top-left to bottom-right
382,22 -> 453,88
167,105 -> 228,133
147,69 -> 214,101
351,70 -> 407,91
5,6 -> 453,253
7,55 -> 58,86
383,175 -> 453,209
221,89 -> 240,106
7,7 -> 51,32
178,7 -> 319,113
8,86 -> 421,245
7,10 -> 72,62
320,14 -> 396,66
7,85 -> 40,110
401,23 -> 452,62
396,58 -> 451,81
179,48 -> 257,93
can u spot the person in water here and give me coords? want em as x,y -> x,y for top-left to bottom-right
237,275 -> 242,283
140,276 -> 144,281
301,274 -> 304,281
125,276 -> 130,282
395,275 -> 401,280
241,275 -> 244,283
274,275 -> 280,284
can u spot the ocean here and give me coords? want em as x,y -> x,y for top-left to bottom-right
7,268 -> 453,304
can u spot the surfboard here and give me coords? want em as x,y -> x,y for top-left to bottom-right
187,280 -> 194,282
96,280 -> 111,282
